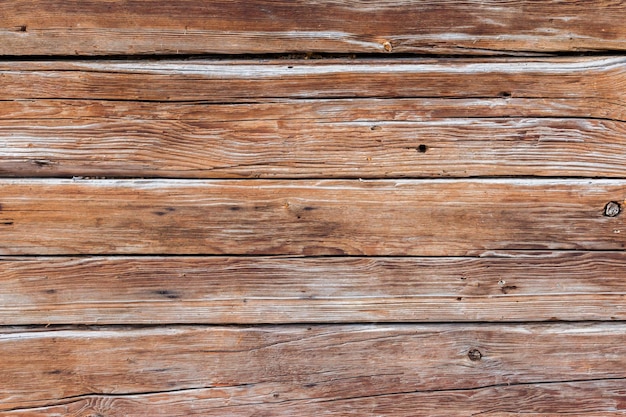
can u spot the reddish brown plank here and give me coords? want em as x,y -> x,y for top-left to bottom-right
1,99 -> 626,178
1,253 -> 626,325
2,0 -> 625,56
4,381 -> 626,416
0,179 -> 624,256
1,58 -> 624,103
1,324 -> 626,412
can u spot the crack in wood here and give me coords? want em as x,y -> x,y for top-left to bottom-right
4,377 -> 625,413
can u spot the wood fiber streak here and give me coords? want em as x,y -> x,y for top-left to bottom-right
1,58 -> 624,102
1,324 -> 626,412
0,179 -> 624,256
4,381 -> 626,416
1,253 -> 626,324
1,0 -> 625,55
2,99 -> 626,178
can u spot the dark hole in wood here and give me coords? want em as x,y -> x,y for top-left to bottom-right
604,201 -> 621,217
418,144 -> 428,153
468,349 -> 482,361
499,91 -> 511,98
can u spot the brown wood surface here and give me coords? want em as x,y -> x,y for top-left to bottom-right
5,381 -> 626,417
2,57 -> 625,102
0,179 -> 624,256
2,0 -> 625,56
3,3 -> 626,414
1,324 -> 626,413
2,99 -> 626,179
1,252 -> 626,325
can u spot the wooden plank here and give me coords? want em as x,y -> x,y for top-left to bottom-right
0,179 -> 623,256
4,381 -> 626,416
1,57 -> 624,103
2,253 -> 626,325
2,99 -> 626,179
1,324 -> 626,412
2,1 -> 625,56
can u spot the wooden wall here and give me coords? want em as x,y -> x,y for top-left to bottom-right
1,1 -> 626,415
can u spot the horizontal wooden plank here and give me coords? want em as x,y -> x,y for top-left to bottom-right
2,99 -> 626,178
4,381 -> 626,416
2,324 -> 626,412
2,1 -> 625,55
1,57 -> 624,103
2,253 -> 626,324
0,179 -> 624,256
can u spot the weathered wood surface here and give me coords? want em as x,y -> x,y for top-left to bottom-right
0,179 -> 623,256
2,58 -> 625,103
1,324 -> 626,413
2,99 -> 626,178
3,3 -> 626,414
2,0 -> 625,56
2,252 -> 626,325
5,381 -> 626,417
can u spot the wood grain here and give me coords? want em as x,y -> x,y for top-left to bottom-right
0,179 -> 623,256
4,381 -> 626,416
1,57 -> 624,103
2,0 -> 625,56
2,252 -> 626,325
2,99 -> 626,179
1,324 -> 626,412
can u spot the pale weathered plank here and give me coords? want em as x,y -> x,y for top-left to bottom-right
2,252 -> 626,325
0,179 -> 623,256
4,381 -> 626,416
1,324 -> 626,412
1,58 -> 624,104
2,99 -> 626,178
2,0 -> 625,56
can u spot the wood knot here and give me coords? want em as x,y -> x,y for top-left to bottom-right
604,201 -> 621,217
382,41 -> 393,52
468,349 -> 482,361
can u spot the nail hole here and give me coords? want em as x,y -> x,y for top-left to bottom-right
468,349 -> 482,361
499,91 -> 511,98
18,25 -> 27,32
604,201 -> 621,217
287,66 -> 293,69
417,144 -> 427,153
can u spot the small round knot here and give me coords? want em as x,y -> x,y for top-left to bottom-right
604,201 -> 621,217
382,41 -> 393,52
468,349 -> 482,361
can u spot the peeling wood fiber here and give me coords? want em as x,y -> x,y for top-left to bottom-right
2,1 -> 626,415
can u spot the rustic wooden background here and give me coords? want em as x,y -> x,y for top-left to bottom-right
1,1 -> 626,415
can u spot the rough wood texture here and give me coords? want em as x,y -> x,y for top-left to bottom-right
2,252 -> 626,325
1,324 -> 626,413
5,383 -> 626,417
0,179 -> 624,256
2,57 -> 625,103
2,0 -> 625,56
4,2 -> 626,413
2,99 -> 626,179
